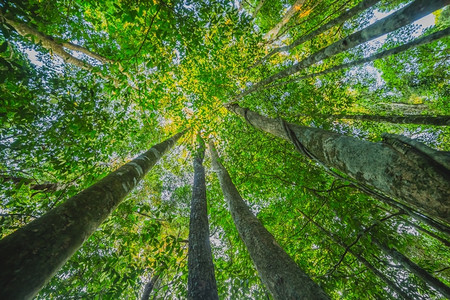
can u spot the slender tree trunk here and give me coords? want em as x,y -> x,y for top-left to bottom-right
371,237 -> 450,298
298,209 -> 412,299
264,0 -> 307,42
187,135 -> 219,300
331,113 -> 450,126
0,175 -> 65,192
398,217 -> 450,247
238,0 -> 449,99
253,0 -> 381,68
141,274 -> 160,300
252,0 -> 267,19
227,104 -> 450,224
209,140 -> 329,300
0,131 -> 184,300
264,27 -> 450,89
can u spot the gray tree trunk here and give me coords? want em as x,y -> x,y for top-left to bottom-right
209,140 -> 330,300
264,27 -> 450,89
371,237 -> 450,298
141,274 -> 159,300
0,131 -> 184,300
187,136 -> 219,300
238,0 -> 449,99
227,104 -> 450,224
298,210 -> 412,299
331,113 -> 450,126
253,0 -> 381,68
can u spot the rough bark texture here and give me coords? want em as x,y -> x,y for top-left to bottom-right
209,141 -> 329,300
255,0 -> 381,68
0,132 -> 184,300
227,104 -> 450,224
264,0 -> 307,41
187,137 -> 219,300
333,113 -> 450,126
372,237 -> 450,298
299,210 -> 411,299
238,0 -> 449,99
265,27 -> 450,89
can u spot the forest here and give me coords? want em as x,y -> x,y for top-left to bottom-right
0,0 -> 449,299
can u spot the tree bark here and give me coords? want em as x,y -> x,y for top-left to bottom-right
371,237 -> 450,298
331,113 -> 450,126
141,274 -> 159,300
227,104 -> 450,224
264,27 -> 450,89
238,0 -> 449,99
298,209 -> 412,299
264,0 -> 307,42
254,0 -> 381,68
187,135 -> 219,300
209,140 -> 330,300
0,131 -> 184,300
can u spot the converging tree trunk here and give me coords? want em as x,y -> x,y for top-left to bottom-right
253,0 -> 381,68
329,113 -> 450,126
187,135 -> 219,300
298,209 -> 412,299
371,236 -> 450,298
238,0 -> 449,99
209,140 -> 330,300
227,104 -> 450,224
0,131 -> 184,300
264,0 -> 307,42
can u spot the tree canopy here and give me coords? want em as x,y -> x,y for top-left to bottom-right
0,0 -> 449,298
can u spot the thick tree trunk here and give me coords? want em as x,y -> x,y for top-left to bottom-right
254,0 -> 381,68
332,113 -> 450,126
227,104 -> 450,224
264,27 -> 450,89
187,136 -> 219,300
0,131 -> 184,300
372,237 -> 450,298
299,210 -> 411,299
238,0 -> 449,99
264,0 -> 307,42
209,140 -> 329,300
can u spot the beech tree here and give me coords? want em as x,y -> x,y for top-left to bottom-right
0,0 -> 449,298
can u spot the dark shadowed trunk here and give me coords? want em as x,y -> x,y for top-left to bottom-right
227,104 -> 450,224
0,131 -> 184,300
371,237 -> 450,298
209,140 -> 330,300
298,209 -> 412,299
141,274 -> 159,300
253,0 -> 381,68
238,0 -> 449,99
331,113 -> 450,126
0,175 -> 65,192
187,135 -> 219,300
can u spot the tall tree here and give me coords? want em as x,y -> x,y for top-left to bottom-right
227,104 -> 450,223
238,0 -> 449,99
0,131 -> 184,300
209,140 -> 330,300
263,0 -> 307,42
187,135 -> 219,300
327,113 -> 450,126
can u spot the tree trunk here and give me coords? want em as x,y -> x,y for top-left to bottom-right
187,135 -> 219,300
0,131 -> 184,300
254,0 -> 381,68
332,113 -> 450,126
264,27 -> 450,89
398,217 -> 450,247
209,140 -> 329,300
141,274 -> 159,300
238,0 -> 449,99
227,104 -> 450,224
298,209 -> 412,299
264,0 -> 307,41
0,175 -> 66,192
371,237 -> 450,298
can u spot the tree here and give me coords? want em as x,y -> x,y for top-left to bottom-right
209,140 -> 330,299
0,131 -> 184,299
187,135 -> 218,299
